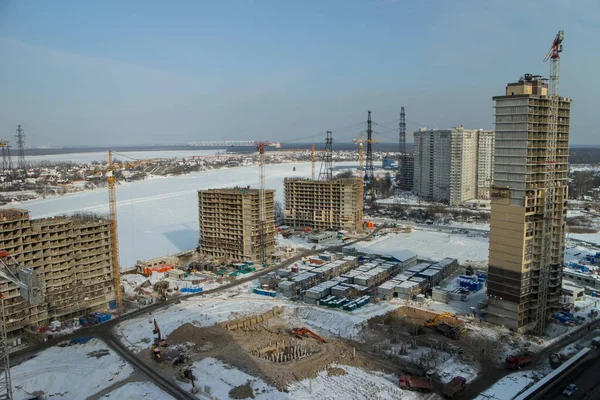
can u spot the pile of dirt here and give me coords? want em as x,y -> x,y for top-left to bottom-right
327,367 -> 347,377
229,383 -> 255,399
168,323 -> 229,349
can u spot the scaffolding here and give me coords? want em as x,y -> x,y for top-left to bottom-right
198,188 -> 276,263
283,177 -> 363,233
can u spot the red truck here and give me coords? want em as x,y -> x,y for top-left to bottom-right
505,353 -> 534,369
442,376 -> 467,399
399,375 -> 433,392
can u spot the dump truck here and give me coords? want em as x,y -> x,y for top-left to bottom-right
398,375 -> 433,392
505,353 -> 533,369
442,376 -> 467,399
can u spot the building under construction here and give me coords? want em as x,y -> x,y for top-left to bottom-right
0,209 -> 115,337
283,177 -> 364,233
198,187 -> 276,263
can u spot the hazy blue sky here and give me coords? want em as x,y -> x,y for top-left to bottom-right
0,0 -> 598,146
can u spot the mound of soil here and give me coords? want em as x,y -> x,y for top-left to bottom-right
229,383 -> 255,399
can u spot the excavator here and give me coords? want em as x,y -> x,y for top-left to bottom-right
151,345 -> 163,362
424,313 -> 463,340
153,319 -> 169,347
291,327 -> 327,343
178,367 -> 197,388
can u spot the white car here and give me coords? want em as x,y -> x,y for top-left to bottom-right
563,384 -> 578,397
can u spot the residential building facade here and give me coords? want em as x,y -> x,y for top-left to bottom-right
413,127 -> 495,205
487,74 -> 571,332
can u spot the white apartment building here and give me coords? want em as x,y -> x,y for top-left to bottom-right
414,127 -> 495,206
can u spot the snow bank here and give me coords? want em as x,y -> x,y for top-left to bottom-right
476,371 -> 538,400
288,364 -> 415,400
179,357 -> 285,400
294,302 -> 396,340
102,382 -> 172,400
117,297 -> 280,351
11,339 -> 133,400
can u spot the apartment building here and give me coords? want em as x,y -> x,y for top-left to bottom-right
198,187 -> 276,263
283,177 -> 363,233
0,209 -> 115,337
477,131 -> 496,199
487,74 -> 571,332
413,127 -> 495,205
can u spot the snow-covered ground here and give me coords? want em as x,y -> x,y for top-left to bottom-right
177,358 -> 422,400
289,364 -> 416,400
9,162 -> 317,268
101,382 -> 172,400
26,149 -> 223,165
475,371 -> 539,400
117,281 -> 397,350
355,228 -> 489,264
11,339 -> 133,400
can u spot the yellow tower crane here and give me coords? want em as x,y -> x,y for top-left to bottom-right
352,134 -> 379,178
107,150 -> 122,314
311,143 -> 316,180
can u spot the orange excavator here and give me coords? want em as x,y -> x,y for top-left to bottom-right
153,319 -> 168,347
291,327 -> 327,343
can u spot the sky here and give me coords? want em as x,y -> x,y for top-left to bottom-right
0,0 -> 598,147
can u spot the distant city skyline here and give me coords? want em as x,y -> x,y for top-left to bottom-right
0,0 -> 598,146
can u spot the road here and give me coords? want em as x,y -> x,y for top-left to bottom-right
10,228 -> 382,399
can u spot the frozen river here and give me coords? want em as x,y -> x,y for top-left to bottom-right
8,162 -> 320,268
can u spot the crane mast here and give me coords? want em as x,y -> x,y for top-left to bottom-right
535,30 -> 564,335
107,151 -> 123,315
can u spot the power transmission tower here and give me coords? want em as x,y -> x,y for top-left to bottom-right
397,107 -> 406,176
318,131 -> 333,180
15,125 -> 25,169
0,141 -> 12,171
365,111 -> 375,198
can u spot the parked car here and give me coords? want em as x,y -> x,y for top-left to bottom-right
563,384 -> 578,397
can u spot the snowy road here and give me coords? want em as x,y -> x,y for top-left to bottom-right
9,162 -> 324,268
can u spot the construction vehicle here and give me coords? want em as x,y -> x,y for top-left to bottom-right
177,367 -> 197,388
505,353 -> 533,370
398,375 -> 433,392
153,319 -> 168,347
151,345 -> 163,362
173,354 -> 189,366
442,376 -> 467,399
549,353 -> 562,369
291,327 -> 326,343
424,313 -> 463,340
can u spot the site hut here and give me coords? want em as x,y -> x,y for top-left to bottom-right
308,232 -> 337,244
560,283 -> 585,304
0,209 -> 115,339
197,187 -> 276,264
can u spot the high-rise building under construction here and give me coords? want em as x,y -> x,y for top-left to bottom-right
487,74 -> 571,331
198,187 -> 276,263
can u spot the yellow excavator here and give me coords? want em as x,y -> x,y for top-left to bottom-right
424,313 -> 463,340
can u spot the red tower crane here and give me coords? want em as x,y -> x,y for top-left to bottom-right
188,140 -> 281,264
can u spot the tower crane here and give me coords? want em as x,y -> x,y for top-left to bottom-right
107,151 -> 123,315
535,30 -> 564,335
0,250 -> 44,400
352,134 -> 379,181
187,141 -> 281,264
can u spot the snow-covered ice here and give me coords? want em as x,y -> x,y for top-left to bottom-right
101,382 -> 173,400
355,228 -> 489,263
9,162 -> 315,268
11,338 -> 133,400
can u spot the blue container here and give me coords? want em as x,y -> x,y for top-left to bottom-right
79,318 -> 88,326
109,300 -> 117,310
